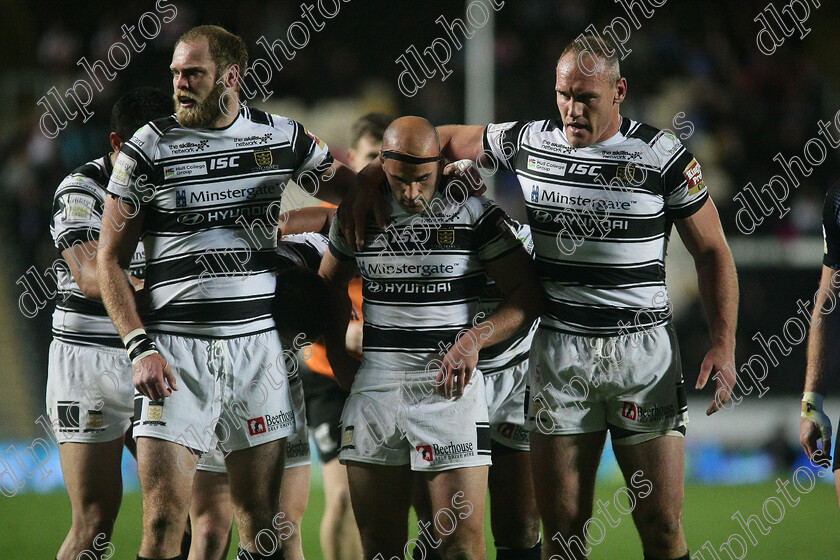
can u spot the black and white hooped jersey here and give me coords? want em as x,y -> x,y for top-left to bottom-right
107,105 -> 333,338
329,190 -> 524,371
50,156 -> 145,348
276,232 -> 328,271
476,221 -> 538,374
822,185 -> 840,269
483,118 -> 709,336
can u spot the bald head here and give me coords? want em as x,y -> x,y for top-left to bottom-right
380,116 -> 443,214
382,116 -> 440,157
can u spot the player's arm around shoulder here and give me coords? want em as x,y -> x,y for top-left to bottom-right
319,215 -> 362,391
436,204 -> 544,398
674,198 -> 739,415
438,125 -> 486,163
479,243 -> 545,348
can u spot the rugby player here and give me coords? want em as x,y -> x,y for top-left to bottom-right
343,36 -> 738,560
800,184 -> 840,506
189,228 -> 333,560
47,87 -> 172,560
96,25 -> 355,560
300,112 -> 392,560
413,219 -> 541,560
320,116 -> 544,560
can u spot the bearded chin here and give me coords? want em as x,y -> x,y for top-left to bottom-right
176,83 -> 229,128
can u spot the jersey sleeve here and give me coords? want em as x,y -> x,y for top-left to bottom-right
658,132 -> 709,219
51,174 -> 105,251
106,124 -> 160,208
287,120 -> 334,181
470,197 -> 524,263
823,186 -> 840,269
277,232 -> 329,270
327,212 -> 355,261
482,121 -> 530,172
514,222 -> 535,257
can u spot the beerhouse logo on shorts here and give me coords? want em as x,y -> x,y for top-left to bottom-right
621,402 -> 676,423
417,441 -> 475,462
247,410 -> 294,436
247,417 -> 267,436
496,422 -> 529,443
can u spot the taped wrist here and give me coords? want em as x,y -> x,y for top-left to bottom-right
123,328 -> 159,365
802,391 -> 825,416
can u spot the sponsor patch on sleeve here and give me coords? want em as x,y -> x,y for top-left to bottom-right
62,193 -> 96,222
824,225 -> 829,255
112,152 -> 137,187
682,158 -> 706,195
496,215 -> 518,241
305,128 -> 326,150
487,121 -> 516,134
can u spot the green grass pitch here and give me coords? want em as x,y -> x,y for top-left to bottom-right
3,482 -> 839,559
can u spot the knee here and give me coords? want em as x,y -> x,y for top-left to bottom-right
543,498 -> 590,535
193,517 -> 231,555
635,507 -> 683,548
438,526 -> 484,560
492,516 -> 541,548
325,484 -> 353,521
334,484 -> 354,515
143,511 -> 183,547
73,503 -> 117,542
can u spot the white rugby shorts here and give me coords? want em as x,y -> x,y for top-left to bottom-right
339,369 -> 491,471
46,340 -> 133,443
132,331 -> 296,453
483,360 -> 530,451
197,372 -> 311,472
526,324 -> 688,439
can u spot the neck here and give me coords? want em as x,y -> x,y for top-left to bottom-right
595,114 -> 622,143
212,95 -> 240,128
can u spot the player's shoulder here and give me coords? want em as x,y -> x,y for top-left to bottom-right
56,156 -> 110,198
244,106 -> 323,150
124,115 -> 178,158
823,183 -> 840,219
621,117 -> 689,167
244,106 -> 299,135
463,195 -> 502,221
282,232 -> 329,252
488,119 -> 559,140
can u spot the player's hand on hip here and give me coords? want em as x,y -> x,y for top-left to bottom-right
443,159 -> 486,198
800,393 -> 832,468
133,353 -> 177,401
695,345 -> 736,415
436,335 -> 480,399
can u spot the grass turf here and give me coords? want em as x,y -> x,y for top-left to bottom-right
3,481 -> 839,559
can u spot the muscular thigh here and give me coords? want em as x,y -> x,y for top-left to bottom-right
612,434 -> 684,516
424,466 -> 488,535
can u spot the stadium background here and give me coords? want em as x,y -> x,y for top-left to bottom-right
1,0 -> 840,557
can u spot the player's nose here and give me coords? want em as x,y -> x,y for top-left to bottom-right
173,72 -> 189,90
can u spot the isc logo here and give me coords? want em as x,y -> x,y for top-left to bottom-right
567,163 -> 601,176
389,227 -> 428,244
209,155 -> 240,170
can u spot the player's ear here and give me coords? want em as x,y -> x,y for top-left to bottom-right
614,77 -> 627,104
109,132 -> 123,153
222,63 -> 240,91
